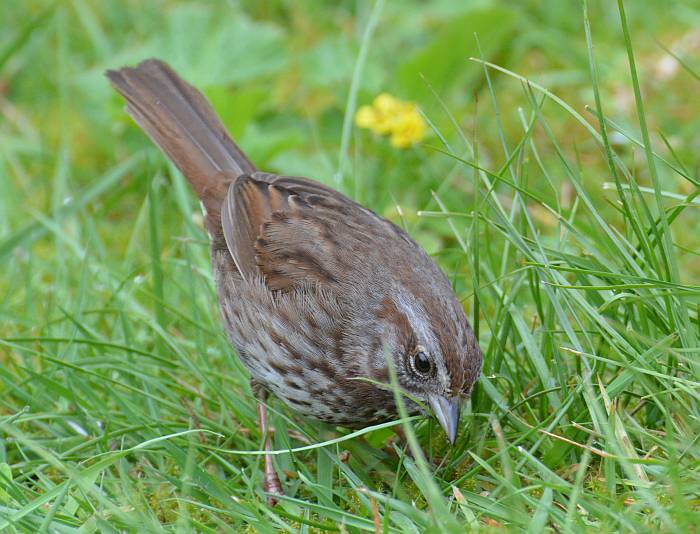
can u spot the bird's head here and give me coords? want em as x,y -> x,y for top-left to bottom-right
365,286 -> 482,443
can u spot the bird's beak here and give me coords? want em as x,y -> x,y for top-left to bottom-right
428,395 -> 461,444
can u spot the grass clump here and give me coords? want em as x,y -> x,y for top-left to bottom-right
1,0 -> 699,532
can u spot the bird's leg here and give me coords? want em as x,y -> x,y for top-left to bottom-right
252,381 -> 283,504
258,401 -> 283,502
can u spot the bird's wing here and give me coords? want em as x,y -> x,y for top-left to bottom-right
221,172 -> 388,291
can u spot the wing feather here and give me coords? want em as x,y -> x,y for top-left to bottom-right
221,173 -> 374,290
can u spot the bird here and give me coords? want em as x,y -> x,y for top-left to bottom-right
106,59 -> 482,501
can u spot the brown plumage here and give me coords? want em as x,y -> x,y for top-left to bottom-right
107,59 -> 482,500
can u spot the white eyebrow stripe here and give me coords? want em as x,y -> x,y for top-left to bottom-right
393,291 -> 450,389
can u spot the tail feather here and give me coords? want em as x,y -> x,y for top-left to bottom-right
106,59 -> 256,217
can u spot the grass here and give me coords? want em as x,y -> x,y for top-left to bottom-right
1,0 -> 700,532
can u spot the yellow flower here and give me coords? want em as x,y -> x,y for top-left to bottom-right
354,93 -> 426,148
354,105 -> 377,129
365,93 -> 398,134
389,104 -> 426,148
373,93 -> 401,114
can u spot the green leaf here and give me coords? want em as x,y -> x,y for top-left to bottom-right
397,7 -> 516,104
204,86 -> 268,139
135,5 -> 287,85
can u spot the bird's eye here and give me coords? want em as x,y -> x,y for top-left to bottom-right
412,350 -> 432,376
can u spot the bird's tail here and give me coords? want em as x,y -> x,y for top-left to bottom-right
106,59 -> 256,218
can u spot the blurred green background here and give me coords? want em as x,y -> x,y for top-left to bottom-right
3,0 -> 699,268
1,1 -> 700,532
